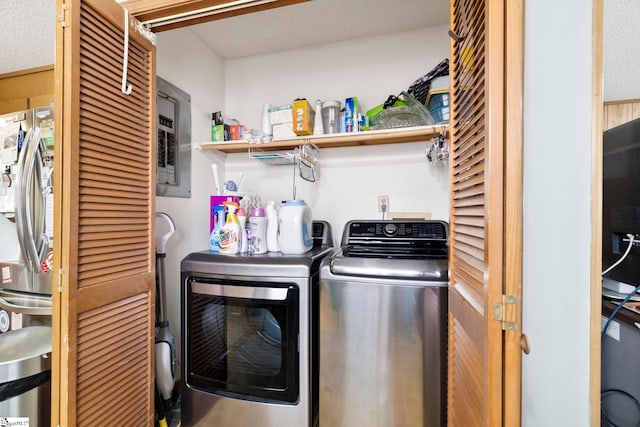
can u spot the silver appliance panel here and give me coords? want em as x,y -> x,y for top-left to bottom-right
319,219 -> 448,427
181,247 -> 333,427
0,109 -> 53,427
0,326 -> 51,426
319,275 -> 447,427
312,220 -> 333,248
182,273 -> 314,427
327,250 -> 448,282
1,117 -> 54,296
0,287 -> 51,335
156,76 -> 191,198
191,281 -> 290,300
0,260 -> 51,297
180,246 -> 334,279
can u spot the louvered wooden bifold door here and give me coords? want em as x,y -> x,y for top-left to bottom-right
448,0 -> 505,425
53,0 -> 157,425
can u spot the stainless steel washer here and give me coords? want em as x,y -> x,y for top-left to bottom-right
319,220 -> 449,427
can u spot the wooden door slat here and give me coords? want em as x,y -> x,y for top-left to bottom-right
53,1 -> 156,425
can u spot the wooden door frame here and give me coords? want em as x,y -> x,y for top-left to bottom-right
591,0 -> 604,425
485,0 -> 603,424
503,1 -> 604,424
46,0 -> 606,423
503,0 -> 524,424
53,1 -> 157,424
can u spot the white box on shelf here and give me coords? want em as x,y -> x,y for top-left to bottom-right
273,123 -> 296,139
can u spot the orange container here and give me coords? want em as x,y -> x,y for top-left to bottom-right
292,98 -> 315,136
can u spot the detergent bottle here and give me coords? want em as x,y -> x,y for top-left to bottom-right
219,201 -> 241,254
278,200 -> 313,254
249,208 -> 267,254
209,204 -> 225,252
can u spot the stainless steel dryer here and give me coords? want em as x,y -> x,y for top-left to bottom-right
319,220 -> 449,427
180,221 -> 333,427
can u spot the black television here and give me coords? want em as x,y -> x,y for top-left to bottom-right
602,117 -> 640,290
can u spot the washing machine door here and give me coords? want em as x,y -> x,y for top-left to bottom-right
185,277 -> 299,404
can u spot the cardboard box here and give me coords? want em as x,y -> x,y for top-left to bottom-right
292,98 -> 315,136
269,105 -> 293,125
211,111 -> 224,142
229,124 -> 245,140
211,124 -> 224,142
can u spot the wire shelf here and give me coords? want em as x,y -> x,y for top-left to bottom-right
248,147 -> 296,165
248,142 -> 320,182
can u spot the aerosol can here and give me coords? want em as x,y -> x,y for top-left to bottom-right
155,212 -> 177,408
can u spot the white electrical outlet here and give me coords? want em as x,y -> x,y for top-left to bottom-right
378,195 -> 389,213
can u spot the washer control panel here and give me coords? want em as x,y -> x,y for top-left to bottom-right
346,220 -> 448,240
341,220 -> 449,258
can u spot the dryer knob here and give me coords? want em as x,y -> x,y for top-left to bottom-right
384,223 -> 397,236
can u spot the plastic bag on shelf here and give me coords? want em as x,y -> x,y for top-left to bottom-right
370,91 -> 435,130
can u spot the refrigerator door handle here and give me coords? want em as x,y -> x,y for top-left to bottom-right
15,128 -> 47,274
14,129 -> 32,270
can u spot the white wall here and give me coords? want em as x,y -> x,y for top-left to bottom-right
155,27 -> 226,368
522,1 -> 595,425
224,26 -> 451,237
155,25 -> 451,375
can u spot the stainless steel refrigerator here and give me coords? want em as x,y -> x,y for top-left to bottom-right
0,106 -> 54,426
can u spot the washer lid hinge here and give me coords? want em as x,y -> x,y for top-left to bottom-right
493,294 -> 518,331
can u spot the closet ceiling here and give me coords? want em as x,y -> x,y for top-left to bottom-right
0,0 -> 637,101
0,0 -> 446,74
186,0 -> 448,59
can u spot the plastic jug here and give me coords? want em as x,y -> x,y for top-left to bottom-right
278,200 -> 313,254
322,100 -> 341,134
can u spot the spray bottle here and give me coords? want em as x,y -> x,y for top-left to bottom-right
219,201 -> 241,254
209,204 -> 225,252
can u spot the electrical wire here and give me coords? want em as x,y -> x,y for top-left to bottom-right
603,234 -> 635,276
601,283 -> 640,347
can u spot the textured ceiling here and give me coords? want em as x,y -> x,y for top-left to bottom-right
0,0 -> 636,102
188,0 -> 449,59
0,0 -> 55,74
603,0 -> 640,101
